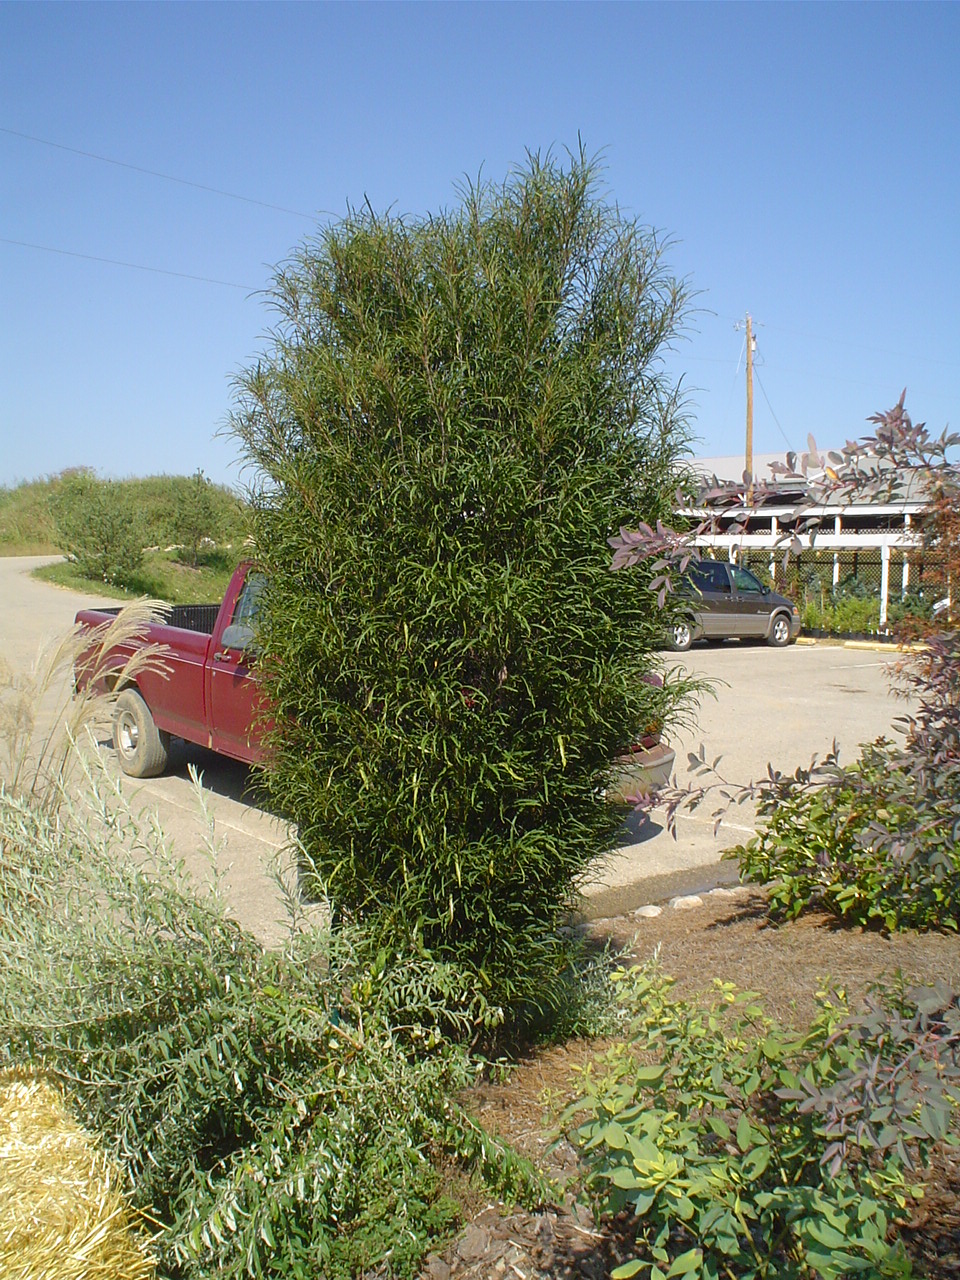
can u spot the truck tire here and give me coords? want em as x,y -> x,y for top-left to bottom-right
113,688 -> 171,777
767,613 -> 792,648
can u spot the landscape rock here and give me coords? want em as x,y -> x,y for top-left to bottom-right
668,894 -> 704,911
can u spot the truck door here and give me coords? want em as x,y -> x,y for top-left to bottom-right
207,572 -> 269,763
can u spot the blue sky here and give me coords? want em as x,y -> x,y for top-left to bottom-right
3,2 -> 958,493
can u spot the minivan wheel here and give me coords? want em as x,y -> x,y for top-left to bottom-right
668,621 -> 693,652
768,614 -> 792,648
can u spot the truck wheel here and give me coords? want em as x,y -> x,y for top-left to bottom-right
767,614 -> 792,648
113,688 -> 171,777
668,620 -> 693,652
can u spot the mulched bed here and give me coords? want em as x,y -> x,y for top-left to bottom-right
418,887 -> 960,1279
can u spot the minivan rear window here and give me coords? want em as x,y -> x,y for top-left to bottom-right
688,561 -> 730,593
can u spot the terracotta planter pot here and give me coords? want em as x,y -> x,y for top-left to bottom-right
605,741 -> 676,805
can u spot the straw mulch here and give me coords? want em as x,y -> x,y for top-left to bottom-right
0,1070 -> 155,1280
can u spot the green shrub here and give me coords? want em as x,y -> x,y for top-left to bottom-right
231,149 -> 693,1013
0,760 -> 545,1278
801,598 -> 824,631
729,739 -> 960,930
566,962 -> 960,1280
829,594 -> 881,634
887,589 -> 937,625
45,469 -> 249,587
171,468 -> 220,566
50,470 -> 146,587
801,595 -> 882,635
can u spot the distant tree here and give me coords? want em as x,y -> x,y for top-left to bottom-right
232,149 -> 694,1009
49,470 -> 145,587
172,468 -> 220,567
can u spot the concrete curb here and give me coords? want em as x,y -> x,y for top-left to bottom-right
578,857 -> 741,921
796,635 -> 925,654
842,639 -> 926,652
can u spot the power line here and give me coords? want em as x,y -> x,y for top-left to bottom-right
753,366 -> 795,452
724,311 -> 960,372
1,125 -> 320,220
0,237 -> 257,289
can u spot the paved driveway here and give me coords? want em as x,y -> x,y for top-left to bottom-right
0,557 -> 914,931
586,636 -> 913,916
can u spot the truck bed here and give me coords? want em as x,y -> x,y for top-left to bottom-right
91,603 -> 222,634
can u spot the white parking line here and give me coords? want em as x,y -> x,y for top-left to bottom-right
133,781 -> 290,850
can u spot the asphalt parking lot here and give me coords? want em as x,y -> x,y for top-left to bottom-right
587,635 -> 914,916
1,556 -> 915,936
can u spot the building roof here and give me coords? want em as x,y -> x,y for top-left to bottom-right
690,450 -> 930,510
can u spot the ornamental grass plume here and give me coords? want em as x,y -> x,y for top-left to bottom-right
0,600 -> 168,809
0,1070 -> 155,1280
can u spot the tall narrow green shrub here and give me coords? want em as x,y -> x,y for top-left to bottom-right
232,150 -> 691,1007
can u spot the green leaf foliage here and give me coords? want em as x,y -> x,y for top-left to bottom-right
566,962 -> 960,1280
231,148 -> 692,1010
728,737 -> 960,931
0,757 -> 547,1278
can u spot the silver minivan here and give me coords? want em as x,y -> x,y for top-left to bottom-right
667,559 -> 801,651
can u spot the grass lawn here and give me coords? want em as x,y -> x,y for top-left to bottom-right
32,547 -> 243,605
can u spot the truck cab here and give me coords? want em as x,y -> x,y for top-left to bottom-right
75,562 -> 270,777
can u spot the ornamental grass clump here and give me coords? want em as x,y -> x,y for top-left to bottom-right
0,597 -> 167,809
231,147 -> 694,1011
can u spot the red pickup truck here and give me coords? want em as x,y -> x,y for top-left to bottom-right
75,562 -> 269,777
76,560 -> 676,799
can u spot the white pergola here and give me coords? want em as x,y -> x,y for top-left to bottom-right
685,499 -> 926,627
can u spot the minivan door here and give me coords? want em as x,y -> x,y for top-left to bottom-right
729,565 -> 771,636
689,560 -> 738,637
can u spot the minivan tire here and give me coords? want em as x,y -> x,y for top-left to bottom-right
668,621 -> 693,652
114,688 -> 171,777
768,614 -> 792,648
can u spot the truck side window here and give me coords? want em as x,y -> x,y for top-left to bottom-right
232,573 -> 266,627
220,573 -> 266,653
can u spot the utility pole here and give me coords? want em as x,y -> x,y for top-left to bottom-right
745,312 -> 754,507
